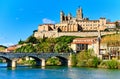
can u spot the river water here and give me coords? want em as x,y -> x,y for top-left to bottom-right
0,63 -> 120,79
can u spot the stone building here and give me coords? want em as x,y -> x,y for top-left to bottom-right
106,22 -> 116,31
56,7 -> 106,32
70,38 -> 98,53
34,7 -> 116,38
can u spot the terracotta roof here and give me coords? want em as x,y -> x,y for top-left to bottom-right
72,38 -> 97,44
7,45 -> 17,51
106,22 -> 115,24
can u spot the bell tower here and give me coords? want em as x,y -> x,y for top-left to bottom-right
60,11 -> 65,23
76,7 -> 83,20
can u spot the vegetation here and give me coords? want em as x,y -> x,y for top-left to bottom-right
71,54 -> 77,66
0,45 -> 7,52
99,60 -> 119,69
71,50 -> 120,69
76,49 -> 101,67
0,59 -> 3,63
17,58 -> 36,65
46,57 -> 61,66
14,34 -> 120,69
22,60 -> 36,65
115,21 -> 120,29
15,36 -> 78,53
15,43 -> 36,53
101,34 -> 120,46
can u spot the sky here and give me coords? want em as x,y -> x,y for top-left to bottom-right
0,0 -> 120,46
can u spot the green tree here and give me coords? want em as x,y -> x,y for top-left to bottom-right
26,35 -> 38,44
18,39 -> 25,44
15,44 -> 36,53
76,49 -> 100,67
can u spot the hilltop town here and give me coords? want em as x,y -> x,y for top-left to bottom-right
34,7 -> 119,38
1,7 -> 120,61
0,7 -> 120,69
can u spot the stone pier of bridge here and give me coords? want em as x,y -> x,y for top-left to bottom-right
7,59 -> 46,68
7,60 -> 17,68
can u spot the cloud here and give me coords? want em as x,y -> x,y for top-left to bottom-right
42,18 -> 55,24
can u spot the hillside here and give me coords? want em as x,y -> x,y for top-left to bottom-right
15,36 -> 79,53
101,34 -> 120,46
0,45 -> 7,52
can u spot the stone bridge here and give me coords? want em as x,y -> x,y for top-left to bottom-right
0,52 -> 72,68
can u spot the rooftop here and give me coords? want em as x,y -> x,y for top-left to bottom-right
72,38 -> 97,44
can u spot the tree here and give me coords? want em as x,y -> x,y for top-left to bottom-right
54,42 -> 72,53
26,35 -> 38,44
18,39 -> 25,44
15,44 -> 36,53
76,49 -> 100,67
115,21 -> 120,28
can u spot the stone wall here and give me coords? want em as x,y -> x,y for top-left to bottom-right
57,32 -> 116,37
34,31 -> 116,38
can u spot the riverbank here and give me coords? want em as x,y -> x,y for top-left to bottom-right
71,50 -> 120,69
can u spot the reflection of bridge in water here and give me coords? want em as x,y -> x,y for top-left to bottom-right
0,52 -> 72,68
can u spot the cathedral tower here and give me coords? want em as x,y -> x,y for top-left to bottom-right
68,13 -> 72,20
76,7 -> 83,20
60,11 -> 65,23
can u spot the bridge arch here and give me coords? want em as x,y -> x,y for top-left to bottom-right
0,52 -> 71,67
46,56 -> 68,66
0,56 -> 11,62
56,56 -> 68,65
0,56 -> 17,67
26,56 -> 42,66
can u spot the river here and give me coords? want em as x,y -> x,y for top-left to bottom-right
0,63 -> 120,79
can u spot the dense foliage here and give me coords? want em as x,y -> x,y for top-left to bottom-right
0,45 -> 7,51
46,57 -> 61,65
76,49 -> 100,67
0,59 -> 2,63
17,58 -> 36,65
15,36 -> 78,53
99,60 -> 119,69
15,44 -> 36,53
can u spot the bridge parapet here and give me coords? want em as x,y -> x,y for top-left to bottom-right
0,52 -> 70,60
0,52 -> 72,67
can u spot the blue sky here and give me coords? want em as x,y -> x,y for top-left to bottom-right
0,0 -> 120,46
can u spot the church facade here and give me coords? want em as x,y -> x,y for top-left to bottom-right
56,7 -> 106,32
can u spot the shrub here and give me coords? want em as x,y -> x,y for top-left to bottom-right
92,57 -> 101,67
86,59 -> 93,67
71,54 -> 77,66
0,59 -> 2,63
106,60 -> 118,69
99,61 -> 108,68
20,60 -> 36,65
77,60 -> 87,67
86,57 -> 100,67
99,60 -> 119,69
46,57 -> 61,66
76,50 -> 100,67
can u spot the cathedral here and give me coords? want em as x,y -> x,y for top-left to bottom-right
34,7 -> 116,38
56,7 -> 106,32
